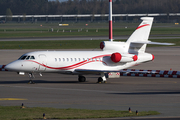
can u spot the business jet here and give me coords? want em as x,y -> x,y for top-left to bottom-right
0,1 -> 173,83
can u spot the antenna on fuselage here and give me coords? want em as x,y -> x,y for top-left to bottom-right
109,0 -> 113,42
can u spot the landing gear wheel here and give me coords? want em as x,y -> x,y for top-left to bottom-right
97,77 -> 107,83
78,75 -> 86,82
97,72 -> 107,83
97,77 -> 103,83
28,80 -> 34,84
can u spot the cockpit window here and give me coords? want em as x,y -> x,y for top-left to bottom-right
30,56 -> 35,59
26,56 -> 30,60
18,55 -> 35,60
18,55 -> 27,60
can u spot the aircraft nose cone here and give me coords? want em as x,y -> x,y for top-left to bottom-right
5,61 -> 21,71
5,63 -> 14,71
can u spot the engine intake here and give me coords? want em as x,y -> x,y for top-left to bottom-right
111,52 -> 138,63
111,53 -> 121,63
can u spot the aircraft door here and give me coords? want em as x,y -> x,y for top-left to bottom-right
38,54 -> 47,71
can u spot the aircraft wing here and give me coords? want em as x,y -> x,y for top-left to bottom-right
75,69 -> 158,74
75,69 -> 180,76
75,69 -> 121,74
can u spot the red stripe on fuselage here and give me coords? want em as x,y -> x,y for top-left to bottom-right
28,54 -> 111,70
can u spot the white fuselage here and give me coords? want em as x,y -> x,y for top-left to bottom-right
5,50 -> 154,75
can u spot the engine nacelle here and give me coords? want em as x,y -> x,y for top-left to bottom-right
136,53 -> 155,63
111,52 -> 138,63
100,41 -> 127,52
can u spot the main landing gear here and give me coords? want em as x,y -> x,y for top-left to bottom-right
78,73 -> 107,83
97,73 -> 107,83
78,75 -> 86,82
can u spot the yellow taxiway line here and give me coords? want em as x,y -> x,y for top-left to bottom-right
0,98 -> 27,100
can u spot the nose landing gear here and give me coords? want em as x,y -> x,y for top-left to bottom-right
28,73 -> 35,84
78,73 -> 107,83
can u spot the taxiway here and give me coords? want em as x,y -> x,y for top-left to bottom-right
0,47 -> 180,119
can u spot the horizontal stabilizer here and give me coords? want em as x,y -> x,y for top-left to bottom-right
131,41 -> 175,45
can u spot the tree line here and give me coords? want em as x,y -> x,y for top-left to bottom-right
1,0 -> 180,16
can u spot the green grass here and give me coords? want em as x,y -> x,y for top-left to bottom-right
0,22 -> 179,49
151,27 -> 180,35
0,40 -> 104,49
0,106 -> 160,120
0,23 -> 180,38
0,28 -> 133,38
0,39 -> 178,49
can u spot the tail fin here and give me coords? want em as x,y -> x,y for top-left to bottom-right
126,17 -> 154,53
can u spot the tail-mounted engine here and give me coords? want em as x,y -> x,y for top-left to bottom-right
110,52 -> 154,63
111,52 -> 138,63
100,41 -> 127,52
100,41 -> 154,63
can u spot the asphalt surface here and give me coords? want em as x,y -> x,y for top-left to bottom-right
0,47 -> 180,120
